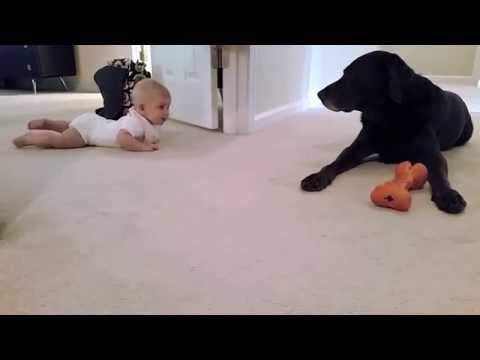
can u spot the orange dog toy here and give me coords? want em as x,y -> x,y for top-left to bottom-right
370,161 -> 428,211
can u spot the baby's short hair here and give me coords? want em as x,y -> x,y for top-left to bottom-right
132,79 -> 170,106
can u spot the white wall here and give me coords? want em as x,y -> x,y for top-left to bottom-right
380,45 -> 477,76
253,45 -> 310,116
306,45 -> 380,107
473,46 -> 480,86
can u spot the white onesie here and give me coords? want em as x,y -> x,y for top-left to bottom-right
69,108 -> 160,147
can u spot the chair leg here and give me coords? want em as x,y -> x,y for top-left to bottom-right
59,77 -> 68,91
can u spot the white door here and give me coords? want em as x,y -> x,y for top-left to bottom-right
149,45 -> 218,129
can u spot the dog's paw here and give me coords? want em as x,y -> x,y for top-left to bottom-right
301,168 -> 336,192
432,188 -> 467,214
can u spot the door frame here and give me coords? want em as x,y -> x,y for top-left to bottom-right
223,45 -> 313,134
222,45 -> 255,134
131,45 -> 153,73
473,45 -> 480,88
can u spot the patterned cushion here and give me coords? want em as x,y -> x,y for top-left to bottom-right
94,58 -> 152,120
107,58 -> 152,117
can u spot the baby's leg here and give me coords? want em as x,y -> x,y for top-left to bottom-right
13,128 -> 86,149
28,118 -> 70,133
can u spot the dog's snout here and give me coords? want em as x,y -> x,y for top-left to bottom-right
318,88 -> 340,112
317,90 -> 326,101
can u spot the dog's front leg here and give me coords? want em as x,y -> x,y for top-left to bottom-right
416,150 -> 466,214
411,129 -> 467,214
301,129 -> 375,192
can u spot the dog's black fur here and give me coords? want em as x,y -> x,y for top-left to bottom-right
301,50 -> 473,214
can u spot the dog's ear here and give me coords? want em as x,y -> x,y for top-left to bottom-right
387,54 -> 415,104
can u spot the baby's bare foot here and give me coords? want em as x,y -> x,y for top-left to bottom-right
28,118 -> 47,130
13,135 -> 27,148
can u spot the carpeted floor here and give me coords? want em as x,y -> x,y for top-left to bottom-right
1,89 -> 479,314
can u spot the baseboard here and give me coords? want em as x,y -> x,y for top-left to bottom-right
426,75 -> 476,86
254,100 -> 306,130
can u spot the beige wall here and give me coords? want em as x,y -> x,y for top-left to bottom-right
2,45 -> 132,92
253,45 -> 309,115
70,45 -> 133,92
380,45 -> 477,76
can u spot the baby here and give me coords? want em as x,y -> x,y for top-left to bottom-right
13,79 -> 171,152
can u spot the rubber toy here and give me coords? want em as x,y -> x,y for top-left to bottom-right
370,161 -> 428,211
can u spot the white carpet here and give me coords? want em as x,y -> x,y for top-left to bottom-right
1,91 -> 480,314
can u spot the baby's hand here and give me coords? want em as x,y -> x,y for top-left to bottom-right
144,143 -> 159,151
149,143 -> 159,151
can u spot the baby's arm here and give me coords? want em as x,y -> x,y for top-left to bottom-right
117,130 -> 158,152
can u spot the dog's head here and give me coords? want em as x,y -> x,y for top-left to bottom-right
318,51 -> 416,112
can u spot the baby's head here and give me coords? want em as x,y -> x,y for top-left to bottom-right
132,79 -> 171,125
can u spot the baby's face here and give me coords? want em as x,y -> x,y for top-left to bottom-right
141,94 -> 171,125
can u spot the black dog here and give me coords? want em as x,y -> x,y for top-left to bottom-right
301,50 -> 473,214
